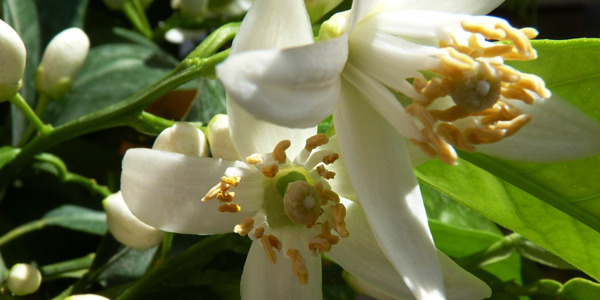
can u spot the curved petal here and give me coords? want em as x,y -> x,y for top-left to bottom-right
227,100 -> 317,159
345,0 -> 381,32
328,199 -> 491,300
475,94 -> 600,162
240,227 -> 322,300
218,37 -> 348,128
333,82 -> 444,299
342,64 -> 424,141
385,0 -> 503,15
121,149 -> 263,234
312,136 -> 356,200
231,0 -> 313,53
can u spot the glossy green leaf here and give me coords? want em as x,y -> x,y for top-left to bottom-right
44,33 -> 178,126
0,147 -> 20,169
43,205 -> 107,235
3,0 -> 40,145
416,158 -> 600,281
514,238 -> 574,270
185,77 -> 226,123
559,278 -> 600,300
35,0 -> 88,46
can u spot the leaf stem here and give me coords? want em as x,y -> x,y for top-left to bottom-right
457,232 -> 522,270
122,0 -> 153,39
0,219 -> 46,248
9,93 -> 53,143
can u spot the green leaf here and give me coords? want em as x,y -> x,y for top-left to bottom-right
185,77 -> 226,123
0,147 -> 20,169
559,278 -> 600,300
514,238 -> 574,270
44,31 -> 178,126
416,159 -> 600,281
43,205 -> 107,235
34,0 -> 88,46
3,0 -> 40,145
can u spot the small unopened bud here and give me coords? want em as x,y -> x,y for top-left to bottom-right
153,123 -> 209,156
103,192 -> 163,250
64,295 -> 110,300
35,28 -> 89,99
207,114 -> 241,161
7,263 -> 42,296
0,19 -> 26,101
171,0 -> 208,19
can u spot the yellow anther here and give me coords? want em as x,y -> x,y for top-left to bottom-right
218,203 -> 241,213
462,20 -> 506,40
425,128 -> 458,165
305,134 -> 329,152
222,176 -> 241,187
260,235 -> 279,264
429,106 -> 471,122
261,163 -> 279,178
320,189 -> 340,204
493,114 -> 532,137
322,153 -> 339,165
254,227 -> 265,239
202,182 -> 230,202
234,217 -> 255,236
316,165 -> 335,180
406,104 -> 436,132
217,191 -> 235,203
246,153 -> 263,165
272,140 -> 291,164
331,204 -> 349,238
495,22 -> 536,59
520,27 -> 539,39
308,236 -> 332,253
409,138 -> 437,158
436,123 -> 475,152
465,127 -> 506,144
283,181 -> 322,225
516,74 -> 551,99
438,48 -> 476,72
501,85 -> 535,104
287,249 -> 309,285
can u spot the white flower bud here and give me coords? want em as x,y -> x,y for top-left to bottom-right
103,192 -> 163,250
171,0 -> 208,18
7,263 -> 42,296
207,114 -> 241,160
35,28 -> 89,99
0,19 -> 26,101
153,122 -> 209,156
64,295 -> 110,300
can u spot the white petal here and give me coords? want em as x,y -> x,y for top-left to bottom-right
342,64 -> 424,141
226,100 -> 317,159
328,199 -> 491,300
218,37 -> 348,128
121,149 -> 263,234
231,0 -> 313,53
383,0 -> 503,15
311,136 -> 356,200
240,228 -> 322,300
333,83 -> 444,299
345,0 -> 381,32
476,94 -> 600,162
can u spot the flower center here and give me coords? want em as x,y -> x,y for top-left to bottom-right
405,19 -> 550,165
203,134 -> 348,285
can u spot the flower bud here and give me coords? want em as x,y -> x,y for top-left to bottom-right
7,263 -> 42,296
64,295 -> 110,300
35,28 -> 89,99
207,114 -> 241,160
171,0 -> 208,19
153,122 -> 209,156
103,192 -> 163,250
0,19 -> 26,101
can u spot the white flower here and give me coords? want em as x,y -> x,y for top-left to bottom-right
207,114 -> 241,161
35,28 -> 90,99
7,263 -> 42,296
216,2 -> 600,297
104,192 -> 163,250
0,19 -> 26,101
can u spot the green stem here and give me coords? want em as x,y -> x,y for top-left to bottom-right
9,93 -> 53,141
18,93 -> 52,146
41,253 -> 95,281
457,232 -> 521,270
0,219 -> 46,248
122,0 -> 153,39
158,232 -> 173,265
0,49 -> 229,188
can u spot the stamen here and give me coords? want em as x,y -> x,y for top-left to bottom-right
436,123 -> 475,152
465,127 -> 506,144
234,217 -> 254,236
202,182 -> 228,201
218,203 -> 241,213
217,191 -> 235,203
260,235 -> 281,264
222,176 -> 241,187
316,165 -> 335,180
309,221 -> 340,253
261,163 -> 279,178
254,227 -> 265,239
320,189 -> 340,205
305,134 -> 329,152
331,204 -> 349,238
322,153 -> 339,165
246,153 -> 263,165
287,249 -> 309,285
272,140 -> 291,164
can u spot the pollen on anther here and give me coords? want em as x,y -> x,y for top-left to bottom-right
222,176 -> 241,186
316,165 -> 335,180
218,203 -> 241,213
261,163 -> 279,178
217,191 -> 235,203
272,140 -> 291,164
287,249 -> 309,285
254,227 -> 265,239
246,153 -> 263,165
331,204 -> 349,238
260,235 -> 282,264
322,153 -> 339,165
320,189 -> 340,205
305,134 -> 329,152
234,217 -> 254,236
